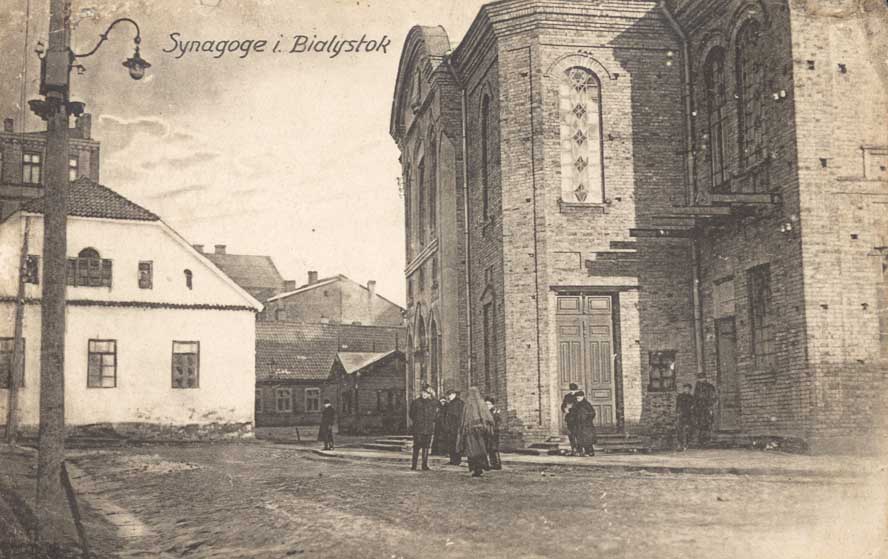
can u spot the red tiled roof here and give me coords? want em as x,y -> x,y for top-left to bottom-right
255,321 -> 406,381
22,177 -> 159,222
204,253 -> 285,302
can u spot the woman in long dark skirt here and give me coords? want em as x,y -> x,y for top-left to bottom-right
457,387 -> 495,477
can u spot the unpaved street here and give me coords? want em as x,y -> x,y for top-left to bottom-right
56,442 -> 887,559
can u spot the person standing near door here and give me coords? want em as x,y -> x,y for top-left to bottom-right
693,379 -> 718,446
675,384 -> 694,451
484,396 -> 502,470
561,383 -> 580,455
569,391 -> 597,456
409,387 -> 437,471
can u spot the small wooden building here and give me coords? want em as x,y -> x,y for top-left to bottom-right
330,350 -> 406,435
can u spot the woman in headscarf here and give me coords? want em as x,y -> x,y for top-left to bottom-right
457,386 -> 495,477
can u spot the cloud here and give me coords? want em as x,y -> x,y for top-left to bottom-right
97,114 -> 170,153
141,151 -> 220,171
147,183 -> 210,199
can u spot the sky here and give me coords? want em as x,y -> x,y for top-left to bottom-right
0,0 -> 488,305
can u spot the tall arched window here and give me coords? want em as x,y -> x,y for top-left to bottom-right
560,67 -> 604,204
736,20 -> 765,171
404,166 -> 412,259
417,156 -> 426,247
428,134 -> 437,237
480,94 -> 490,221
704,48 -> 728,190
429,319 -> 440,394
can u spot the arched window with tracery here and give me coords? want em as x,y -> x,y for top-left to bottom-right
429,319 -> 440,394
704,48 -> 728,190
560,67 -> 604,204
428,133 -> 437,237
736,20 -> 765,172
403,166 -> 412,259
480,94 -> 491,221
417,156 -> 426,247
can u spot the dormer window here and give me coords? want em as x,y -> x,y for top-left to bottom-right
66,248 -> 112,287
184,269 -> 193,290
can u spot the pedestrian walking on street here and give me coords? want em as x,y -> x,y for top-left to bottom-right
409,387 -> 437,471
675,383 -> 694,451
484,396 -> 503,470
318,399 -> 336,450
444,389 -> 465,466
561,383 -> 580,455
693,378 -> 718,446
568,391 -> 596,456
458,387 -> 494,477
431,396 -> 449,456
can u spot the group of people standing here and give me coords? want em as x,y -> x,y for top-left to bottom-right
560,383 -> 598,456
675,379 -> 718,451
410,385 -> 502,477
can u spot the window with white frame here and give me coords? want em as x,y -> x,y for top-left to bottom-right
276,388 -> 292,412
171,341 -> 199,388
22,152 -> 41,184
305,388 -> 321,413
87,339 -> 117,388
138,261 -> 153,289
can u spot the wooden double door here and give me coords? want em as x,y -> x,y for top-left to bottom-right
556,295 -> 617,429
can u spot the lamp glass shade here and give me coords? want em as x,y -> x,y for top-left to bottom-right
123,54 -> 151,80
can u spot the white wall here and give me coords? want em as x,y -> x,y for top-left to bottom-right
0,213 -> 260,308
0,212 -> 259,428
0,304 -> 255,427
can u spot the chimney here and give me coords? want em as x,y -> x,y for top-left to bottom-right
192,244 -> 204,253
308,271 -> 318,285
368,280 -> 377,299
283,280 -> 296,292
3,118 -> 13,133
214,244 -> 226,255
75,113 -> 91,139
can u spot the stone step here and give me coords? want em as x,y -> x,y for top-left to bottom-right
593,251 -> 639,261
608,240 -> 638,251
519,443 -> 652,456
361,442 -> 408,452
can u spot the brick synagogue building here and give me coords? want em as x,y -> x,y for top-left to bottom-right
389,0 -> 888,452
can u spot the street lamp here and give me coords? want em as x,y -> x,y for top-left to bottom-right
74,18 -> 151,81
27,5 -> 149,546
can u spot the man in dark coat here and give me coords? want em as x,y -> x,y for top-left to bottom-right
409,388 -> 437,470
484,396 -> 503,470
318,399 -> 336,450
675,383 -> 694,451
568,391 -> 596,456
443,390 -> 465,465
431,396 -> 449,455
561,383 -> 580,455
693,379 -> 718,446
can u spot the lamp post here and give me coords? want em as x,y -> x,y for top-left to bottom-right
28,1 -> 149,542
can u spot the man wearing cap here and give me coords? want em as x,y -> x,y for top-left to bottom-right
443,389 -> 464,465
409,387 -> 437,470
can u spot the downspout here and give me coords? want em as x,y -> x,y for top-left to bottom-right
446,55 -> 474,388
660,1 -> 705,378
